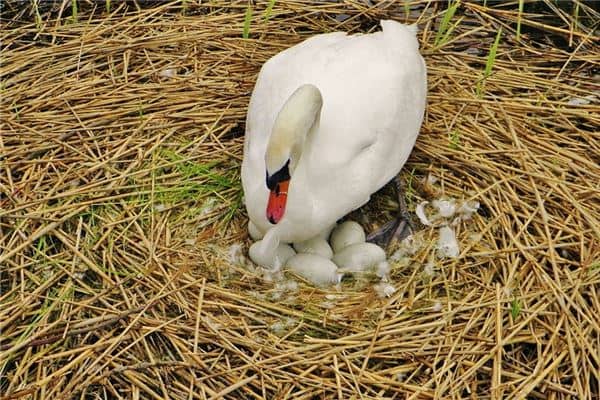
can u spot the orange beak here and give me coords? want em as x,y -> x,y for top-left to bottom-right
266,179 -> 289,224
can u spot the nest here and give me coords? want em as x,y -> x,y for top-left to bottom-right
1,1 -> 599,398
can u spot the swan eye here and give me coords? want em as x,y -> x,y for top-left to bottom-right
265,159 -> 291,190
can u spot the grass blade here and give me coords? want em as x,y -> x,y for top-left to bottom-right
71,0 -> 78,23
516,0 -> 524,41
243,4 -> 252,39
264,0 -> 276,20
434,0 -> 460,47
477,27 -> 502,97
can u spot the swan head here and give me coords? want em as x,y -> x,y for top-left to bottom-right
265,84 -> 323,225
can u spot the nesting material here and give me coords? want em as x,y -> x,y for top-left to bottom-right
567,93 -> 597,105
158,67 -> 177,78
374,282 -> 397,298
416,201 -> 432,226
270,280 -> 299,301
432,198 -> 456,218
199,197 -> 217,217
228,243 -> 245,265
417,197 -> 479,227
330,221 -> 366,252
455,200 -> 480,222
285,253 -> 343,286
392,235 -> 424,259
414,196 -> 480,260
424,258 -> 436,277
436,226 -> 459,258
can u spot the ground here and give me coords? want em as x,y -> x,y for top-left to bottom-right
1,1 -> 599,399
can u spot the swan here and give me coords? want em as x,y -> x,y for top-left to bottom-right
242,20 -> 427,256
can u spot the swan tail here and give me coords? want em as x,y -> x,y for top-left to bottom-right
380,19 -> 418,36
380,19 -> 420,51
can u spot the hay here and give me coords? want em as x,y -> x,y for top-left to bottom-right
1,1 -> 599,398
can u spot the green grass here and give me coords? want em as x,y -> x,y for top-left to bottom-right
10,284 -> 64,357
70,0 -> 78,24
433,0 -> 462,49
138,101 -> 144,120
403,1 -> 411,22
516,0 -> 524,41
510,298 -> 521,319
154,150 -> 239,211
263,0 -> 276,20
105,0 -> 111,13
223,191 -> 243,224
33,0 -> 42,29
404,167 -> 417,208
448,129 -> 460,149
12,101 -> 20,121
476,27 -> 502,98
243,4 -> 252,39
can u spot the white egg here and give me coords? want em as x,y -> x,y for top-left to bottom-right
249,240 -> 295,270
330,221 -> 366,252
332,242 -> 386,273
285,253 -> 343,287
248,221 -> 264,240
293,236 -> 334,259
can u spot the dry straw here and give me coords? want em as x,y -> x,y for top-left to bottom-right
1,1 -> 599,399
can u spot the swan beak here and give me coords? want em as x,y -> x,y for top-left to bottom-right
266,179 -> 289,224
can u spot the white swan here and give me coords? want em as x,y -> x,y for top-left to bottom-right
242,20 -> 427,255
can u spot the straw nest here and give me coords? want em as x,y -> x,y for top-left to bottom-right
1,1 -> 599,399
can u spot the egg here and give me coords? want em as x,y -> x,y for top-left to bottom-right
285,253 -> 343,287
249,240 -> 295,270
332,242 -> 386,273
330,220 -> 366,252
248,221 -> 264,240
293,236 -> 334,259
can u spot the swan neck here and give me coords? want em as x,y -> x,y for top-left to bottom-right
266,85 -> 323,174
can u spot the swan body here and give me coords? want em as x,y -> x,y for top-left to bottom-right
242,20 -> 427,253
